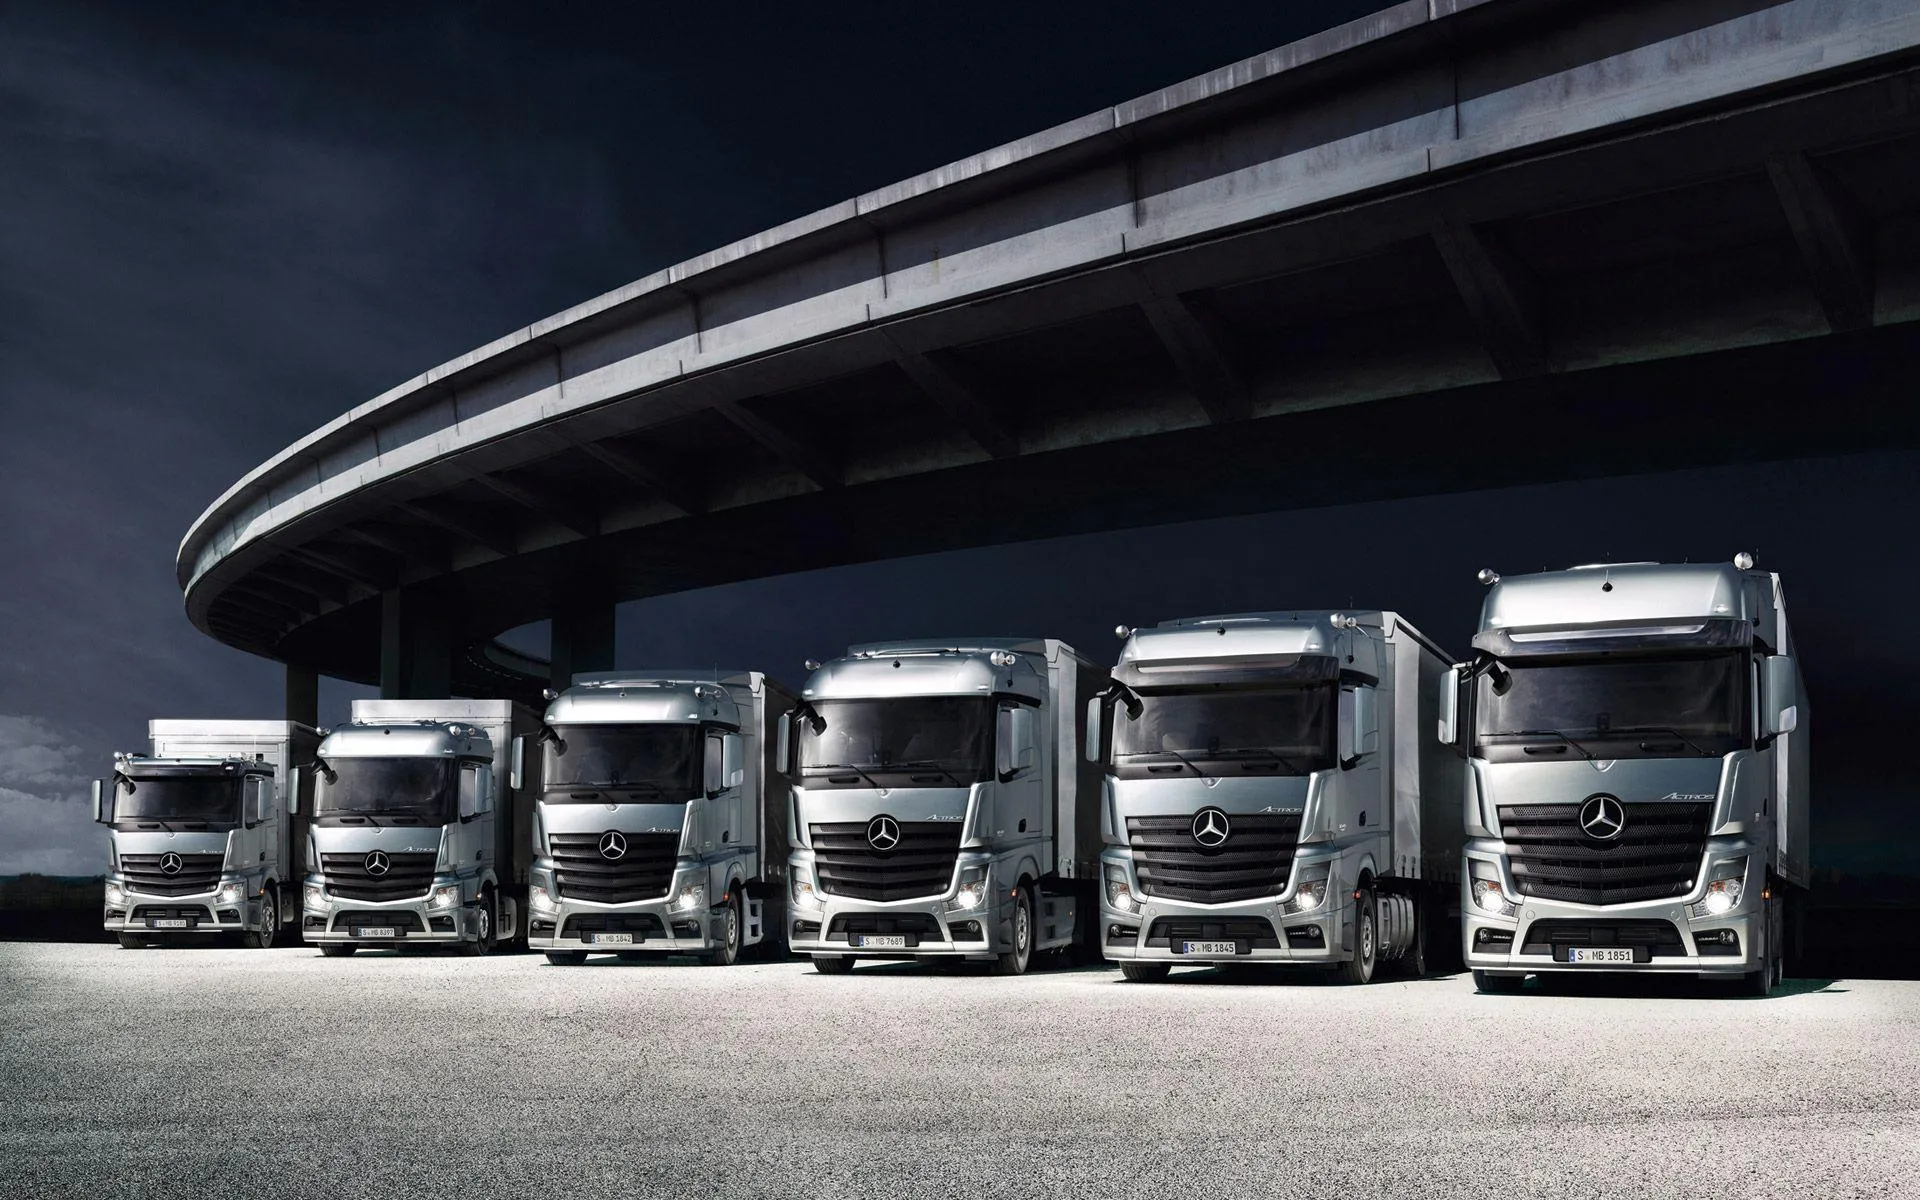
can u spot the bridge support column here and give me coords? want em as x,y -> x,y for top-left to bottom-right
550,588 -> 615,692
380,587 -> 451,699
286,663 -> 319,728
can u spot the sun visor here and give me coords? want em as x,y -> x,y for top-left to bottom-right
1473,616 -> 1753,658
1114,653 -> 1340,691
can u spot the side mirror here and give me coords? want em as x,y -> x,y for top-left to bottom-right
1763,656 -> 1800,736
704,733 -> 726,798
723,733 -> 745,789
91,779 -> 109,825
998,707 -> 1037,776
510,736 -> 525,792
1437,666 -> 1461,746
253,781 -> 274,825
1014,708 -> 1037,770
1084,695 -> 1104,763
286,769 -> 300,815
1339,687 -> 1378,768
776,712 -> 793,776
459,766 -> 493,821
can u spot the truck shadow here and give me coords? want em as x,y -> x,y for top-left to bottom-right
1497,973 -> 1844,999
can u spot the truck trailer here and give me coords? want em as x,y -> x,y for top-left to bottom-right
301,699 -> 539,957
93,720 -> 318,949
527,671 -> 794,965
1447,555 -> 1809,995
1090,612 -> 1463,983
783,638 -> 1105,975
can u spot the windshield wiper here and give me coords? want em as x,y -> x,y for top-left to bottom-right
325,809 -> 384,826
1133,749 -> 1210,779
1209,748 -> 1308,774
887,760 -> 966,786
1491,728 -> 1598,762
811,762 -> 885,789
1604,725 -> 1714,757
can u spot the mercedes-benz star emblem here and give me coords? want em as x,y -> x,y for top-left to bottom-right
364,850 -> 391,876
1579,794 -> 1626,841
599,830 -> 628,861
158,852 -> 183,876
1191,806 -> 1231,848
866,814 -> 901,852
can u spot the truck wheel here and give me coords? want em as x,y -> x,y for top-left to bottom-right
1399,900 -> 1429,978
459,893 -> 495,957
1472,969 -> 1524,993
116,933 -> 147,950
1335,889 -> 1378,985
812,955 -> 853,975
319,944 -> 356,958
991,886 -> 1034,976
545,951 -> 587,966
242,892 -> 277,949
1120,961 -> 1170,983
706,892 -> 742,966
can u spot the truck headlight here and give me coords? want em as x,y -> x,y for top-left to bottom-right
1470,860 -> 1517,918
430,885 -> 461,910
792,872 -> 822,909
947,865 -> 991,913
1287,866 -> 1330,914
105,883 -> 125,906
1688,858 -> 1748,919
529,889 -> 557,914
676,884 -> 706,912
216,882 -> 245,905
304,883 -> 326,911
1104,865 -> 1138,914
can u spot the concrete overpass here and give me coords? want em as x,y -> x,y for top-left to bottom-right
179,0 -> 1920,718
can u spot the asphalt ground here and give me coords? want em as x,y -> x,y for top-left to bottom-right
1,943 -> 1915,1199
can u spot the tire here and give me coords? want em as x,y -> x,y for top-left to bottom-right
459,892 -> 494,957
991,885 -> 1035,976
1335,889 -> 1379,985
116,932 -> 147,950
1472,968 -> 1524,993
812,955 -> 853,975
319,943 -> 356,958
705,891 -> 742,966
242,891 -> 277,949
545,951 -> 587,966
1398,898 -> 1429,979
1120,961 -> 1170,983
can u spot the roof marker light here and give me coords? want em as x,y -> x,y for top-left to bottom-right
1734,551 -> 1756,570
1478,569 -> 1501,587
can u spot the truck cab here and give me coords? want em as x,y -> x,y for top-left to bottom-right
1449,556 -> 1808,995
94,720 -> 316,949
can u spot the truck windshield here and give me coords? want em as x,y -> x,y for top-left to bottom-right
314,758 -> 456,822
1111,685 -> 1334,776
797,697 -> 993,783
543,724 -> 701,797
1474,652 -> 1748,760
115,775 -> 240,823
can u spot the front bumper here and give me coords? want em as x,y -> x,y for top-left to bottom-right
1098,851 -> 1346,965
526,893 -> 725,954
104,881 -> 252,933
788,893 -> 1005,960
1463,847 -> 1765,976
301,893 -> 476,946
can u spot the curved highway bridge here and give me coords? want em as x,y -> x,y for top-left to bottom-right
178,0 -> 1920,716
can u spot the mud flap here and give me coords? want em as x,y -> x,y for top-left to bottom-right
498,896 -> 517,941
744,894 -> 765,947
1035,893 -> 1078,952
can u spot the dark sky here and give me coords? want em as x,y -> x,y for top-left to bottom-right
0,1 -> 1912,882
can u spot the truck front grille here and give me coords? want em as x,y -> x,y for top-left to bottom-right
1126,813 -> 1303,904
1498,803 -> 1710,906
1521,919 -> 1686,959
120,853 -> 223,897
810,821 -> 962,902
321,852 -> 436,902
1145,916 -> 1282,950
551,831 -> 679,903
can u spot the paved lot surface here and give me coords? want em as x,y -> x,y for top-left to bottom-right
2,943 -> 1915,1199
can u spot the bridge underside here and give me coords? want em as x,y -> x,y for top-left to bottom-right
183,1 -> 1920,707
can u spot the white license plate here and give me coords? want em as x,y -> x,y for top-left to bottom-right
856,935 -> 908,948
1180,940 -> 1239,955
353,926 -> 396,939
588,933 -> 634,945
1568,947 -> 1636,964
149,918 -> 189,929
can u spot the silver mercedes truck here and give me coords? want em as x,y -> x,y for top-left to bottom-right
1089,612 -> 1463,983
93,720 -> 318,949
301,699 -> 539,957
1446,555 -> 1810,995
783,638 -> 1105,975
527,671 -> 795,966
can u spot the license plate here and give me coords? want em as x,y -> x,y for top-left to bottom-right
588,933 -> 634,945
1179,940 -> 1240,955
856,935 -> 908,949
149,918 -> 190,929
353,926 -> 396,939
1568,946 -> 1636,964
